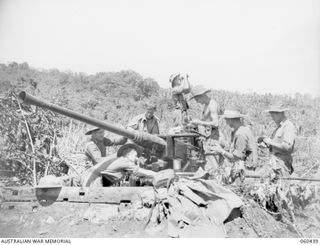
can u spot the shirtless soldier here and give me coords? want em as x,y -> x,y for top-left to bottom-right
189,85 -> 225,173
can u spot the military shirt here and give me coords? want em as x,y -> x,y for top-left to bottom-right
270,119 -> 296,172
230,125 -> 258,168
85,137 -> 127,166
127,113 -> 160,134
102,157 -> 139,184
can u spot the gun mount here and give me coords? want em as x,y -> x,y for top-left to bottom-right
18,91 -> 202,164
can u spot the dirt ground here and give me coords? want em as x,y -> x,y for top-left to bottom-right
1,198 -> 319,238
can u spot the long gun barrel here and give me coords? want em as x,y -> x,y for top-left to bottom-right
18,91 -> 167,158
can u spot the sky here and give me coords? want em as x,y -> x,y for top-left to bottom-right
0,0 -> 319,96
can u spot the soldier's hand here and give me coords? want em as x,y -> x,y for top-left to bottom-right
179,73 -> 189,80
205,145 -> 223,155
262,137 -> 273,145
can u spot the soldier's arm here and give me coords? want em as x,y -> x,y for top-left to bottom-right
220,135 -> 247,162
136,168 -> 156,178
120,159 -> 156,178
218,131 -> 227,148
282,124 -> 296,151
207,101 -> 219,128
107,136 -> 128,146
192,101 -> 219,128
264,124 -> 296,152
265,140 -> 287,152
86,143 -> 103,165
171,75 -> 191,95
127,115 -> 141,131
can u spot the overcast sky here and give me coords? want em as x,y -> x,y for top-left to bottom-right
0,0 -> 319,96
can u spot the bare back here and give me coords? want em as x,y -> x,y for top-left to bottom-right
202,99 -> 219,128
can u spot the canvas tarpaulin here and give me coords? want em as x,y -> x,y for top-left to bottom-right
144,178 -> 243,237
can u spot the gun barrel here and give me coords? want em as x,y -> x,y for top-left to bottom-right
19,91 -> 134,139
18,91 -> 167,157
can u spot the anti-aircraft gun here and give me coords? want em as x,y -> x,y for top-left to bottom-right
18,91 -> 204,185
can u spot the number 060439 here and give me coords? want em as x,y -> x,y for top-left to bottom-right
300,239 -> 318,244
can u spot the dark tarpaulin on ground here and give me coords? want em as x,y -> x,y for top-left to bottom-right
144,177 -> 243,237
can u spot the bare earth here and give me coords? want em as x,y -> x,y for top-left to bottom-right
1,199 -> 319,238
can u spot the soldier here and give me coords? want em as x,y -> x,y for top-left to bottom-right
169,73 -> 191,127
102,144 -> 156,186
258,103 -> 297,223
189,85 -> 219,128
259,103 -> 296,177
210,107 -> 258,181
127,104 -> 160,134
189,85 -> 225,173
85,126 -> 127,168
